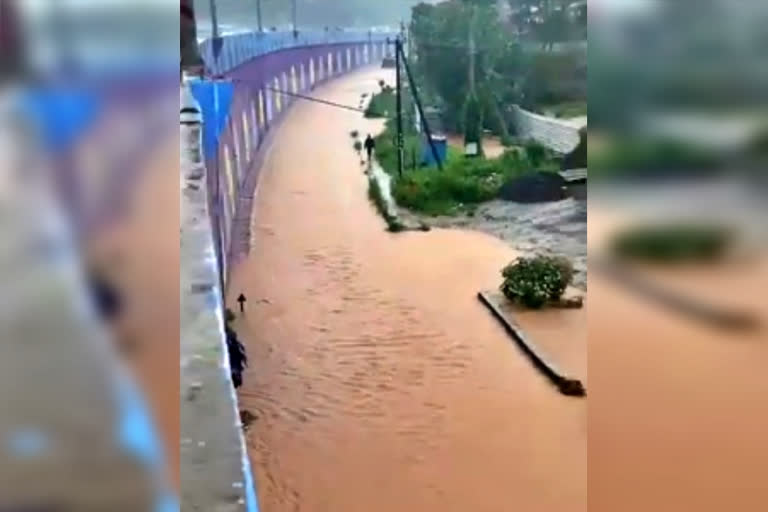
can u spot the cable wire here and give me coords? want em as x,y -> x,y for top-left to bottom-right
230,79 -> 368,113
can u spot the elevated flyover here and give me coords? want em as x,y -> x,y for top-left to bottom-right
181,30 -> 395,511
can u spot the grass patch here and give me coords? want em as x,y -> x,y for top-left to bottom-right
373,117 -> 561,215
392,158 -> 507,215
365,87 -> 395,118
365,90 -> 563,216
611,224 -> 733,263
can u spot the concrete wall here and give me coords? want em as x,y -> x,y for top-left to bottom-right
512,105 -> 584,154
180,99 -> 259,511
207,40 -> 389,284
22,75 -> 178,237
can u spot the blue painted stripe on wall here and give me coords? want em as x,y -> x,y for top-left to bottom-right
189,79 -> 235,161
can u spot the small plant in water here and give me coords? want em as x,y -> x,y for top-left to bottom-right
500,255 -> 574,309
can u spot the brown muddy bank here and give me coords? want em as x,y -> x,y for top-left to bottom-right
228,68 -> 585,512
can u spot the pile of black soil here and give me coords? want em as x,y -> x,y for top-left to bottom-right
499,172 -> 567,203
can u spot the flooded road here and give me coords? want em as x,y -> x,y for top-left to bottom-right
405,199 -> 587,289
228,68 -> 585,512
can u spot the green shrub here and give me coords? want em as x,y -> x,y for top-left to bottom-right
611,224 -> 732,263
499,148 -> 533,176
353,140 -> 363,153
350,130 -> 359,139
525,141 -> 547,167
500,256 -> 574,309
392,164 -> 501,216
365,90 -> 396,118
371,117 -> 559,216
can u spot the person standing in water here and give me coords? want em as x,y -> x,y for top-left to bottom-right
364,134 -> 376,162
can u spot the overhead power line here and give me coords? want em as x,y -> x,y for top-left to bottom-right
236,83 -> 367,113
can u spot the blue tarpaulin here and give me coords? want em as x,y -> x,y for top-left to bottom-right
421,135 -> 448,167
20,88 -> 102,152
188,79 -> 235,161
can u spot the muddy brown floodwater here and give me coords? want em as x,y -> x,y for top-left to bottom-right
227,68 -> 585,512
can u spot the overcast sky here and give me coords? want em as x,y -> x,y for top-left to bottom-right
193,0 -> 435,35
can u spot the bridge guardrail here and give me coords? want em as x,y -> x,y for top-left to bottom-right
181,31 -> 393,510
199,30 -> 394,76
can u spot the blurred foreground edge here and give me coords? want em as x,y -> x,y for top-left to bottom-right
0,88 -> 176,509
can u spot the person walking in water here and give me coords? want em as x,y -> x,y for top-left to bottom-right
364,134 -> 376,162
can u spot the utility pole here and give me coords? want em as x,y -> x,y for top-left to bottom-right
209,0 -> 224,61
292,0 -> 298,37
395,38 -> 404,178
399,43 -> 444,172
256,0 -> 263,33
464,4 -> 482,157
209,0 -> 219,40
468,4 -> 477,94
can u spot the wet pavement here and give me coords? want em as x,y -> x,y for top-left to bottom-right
228,68 -> 586,512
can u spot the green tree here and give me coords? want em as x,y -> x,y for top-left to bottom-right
507,0 -> 579,48
409,0 -> 521,134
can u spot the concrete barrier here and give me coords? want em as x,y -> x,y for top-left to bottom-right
180,83 -> 259,511
512,105 -> 585,154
